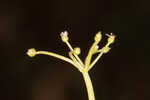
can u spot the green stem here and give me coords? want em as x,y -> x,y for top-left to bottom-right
89,52 -> 104,71
36,51 -> 77,68
66,41 -> 84,67
82,72 -> 95,100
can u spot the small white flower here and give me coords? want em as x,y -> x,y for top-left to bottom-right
60,31 -> 68,37
60,31 -> 69,42
106,33 -> 115,44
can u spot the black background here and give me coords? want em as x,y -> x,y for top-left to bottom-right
0,0 -> 150,100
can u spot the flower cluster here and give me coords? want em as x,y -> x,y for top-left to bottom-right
27,31 -> 115,72
27,31 -> 115,100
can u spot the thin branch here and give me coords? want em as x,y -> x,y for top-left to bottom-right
66,41 -> 84,66
36,51 -> 77,67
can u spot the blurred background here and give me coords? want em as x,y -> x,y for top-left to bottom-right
0,0 -> 150,100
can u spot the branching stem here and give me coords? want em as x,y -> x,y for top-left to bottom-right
27,31 -> 115,100
66,41 -> 84,67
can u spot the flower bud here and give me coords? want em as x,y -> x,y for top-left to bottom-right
106,33 -> 115,44
60,31 -> 69,42
94,32 -> 102,42
101,47 -> 111,53
73,47 -> 81,55
27,48 -> 37,57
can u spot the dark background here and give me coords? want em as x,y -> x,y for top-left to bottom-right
0,0 -> 150,100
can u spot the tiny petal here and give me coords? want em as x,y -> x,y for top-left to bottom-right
60,31 -> 68,37
27,48 -> 37,57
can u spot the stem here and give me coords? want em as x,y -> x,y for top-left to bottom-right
89,52 -> 104,71
82,72 -> 95,100
36,51 -> 78,68
85,42 -> 96,70
66,41 -> 84,67
89,42 -> 110,71
69,52 -> 84,72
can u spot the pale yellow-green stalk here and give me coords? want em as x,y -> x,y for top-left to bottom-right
27,31 -> 115,100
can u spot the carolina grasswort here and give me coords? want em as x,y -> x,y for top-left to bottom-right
27,31 -> 115,100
